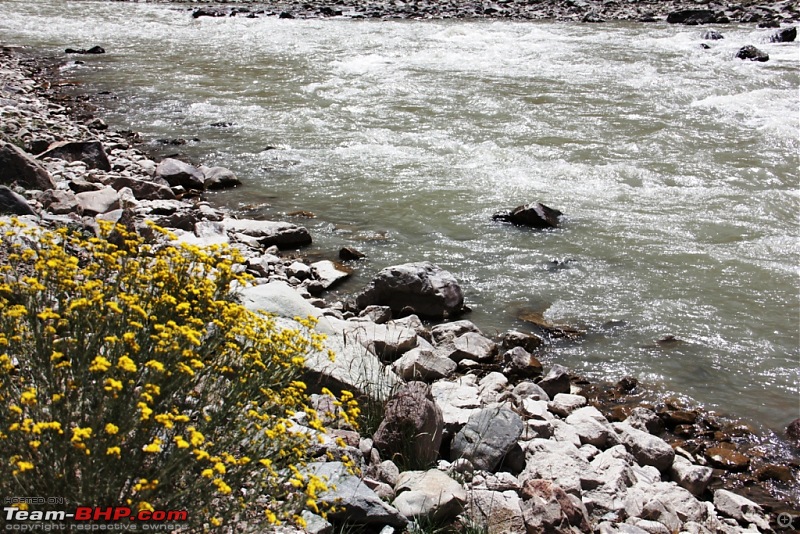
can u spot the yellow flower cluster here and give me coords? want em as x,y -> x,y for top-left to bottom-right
0,219 -> 358,529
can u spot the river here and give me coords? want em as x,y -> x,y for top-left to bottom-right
1,1 -> 798,435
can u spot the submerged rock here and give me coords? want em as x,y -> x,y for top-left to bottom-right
735,45 -> 769,62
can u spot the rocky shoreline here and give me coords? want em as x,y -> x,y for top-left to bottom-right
112,0 -> 800,25
1,40 -> 798,533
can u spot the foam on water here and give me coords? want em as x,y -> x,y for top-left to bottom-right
1,0 -> 798,432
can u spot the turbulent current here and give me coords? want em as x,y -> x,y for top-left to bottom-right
1,1 -> 798,434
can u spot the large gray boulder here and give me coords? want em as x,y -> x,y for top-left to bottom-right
450,332 -> 497,362
0,141 -> 55,190
430,376 -> 482,431
450,406 -> 523,472
769,26 -> 796,43
538,364 -> 571,398
392,469 -> 466,522
154,158 -> 205,190
355,262 -> 464,319
669,456 -> 712,497
200,165 -> 241,190
38,189 -> 80,215
39,140 -> 111,171
373,382 -> 444,468
222,217 -> 311,249
392,348 -> 457,381
0,186 -> 35,215
305,462 -> 408,529
613,423 -> 675,472
713,489 -> 770,530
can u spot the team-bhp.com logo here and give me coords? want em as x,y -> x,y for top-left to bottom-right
4,505 -> 188,531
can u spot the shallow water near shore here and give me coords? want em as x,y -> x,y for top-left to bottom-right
1,2 -> 798,435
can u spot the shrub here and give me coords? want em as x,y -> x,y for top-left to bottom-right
0,219 -> 357,529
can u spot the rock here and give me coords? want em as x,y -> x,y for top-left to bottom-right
704,447 -> 749,471
548,393 -> 587,417
613,423 -> 675,472
713,489 -> 770,530
392,348 -> 456,382
430,320 -> 483,344
500,330 -> 543,352
430,377 -> 481,431
450,332 -> 497,363
242,282 -> 399,400
668,456 -> 712,496
754,464 -> 793,482
200,165 -> 241,190
666,10 -> 718,25
359,305 -> 393,324
466,490 -> 526,534
311,260 -> 352,289
111,177 -> 176,200
520,440 -> 593,497
339,246 -> 366,261
355,262 -> 464,319
0,185 -> 35,215
492,201 -> 562,229
450,406 -> 523,472
787,418 -> 800,446
520,479 -> 591,533
512,381 -> 550,402
565,406 -> 617,448
333,318 -> 417,361
75,186 -> 119,215
502,346 -> 543,378
38,189 -> 79,215
65,46 -> 105,54
538,364 -> 571,399
67,177 -> 103,194
305,462 -> 408,528
625,407 -> 665,435
221,217 -> 311,249
39,141 -> 111,171
393,469 -> 466,522
300,511 -> 332,534
373,382 -> 444,469
770,26 -> 797,43
0,141 -> 55,190
735,45 -> 769,62
701,30 -> 724,40
154,158 -> 205,190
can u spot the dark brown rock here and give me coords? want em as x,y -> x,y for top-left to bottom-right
39,140 -> 111,171
786,418 -> 800,447
0,185 -> 35,215
755,464 -> 793,482
372,381 -> 444,469
736,45 -> 769,62
339,246 -> 365,261
111,177 -> 176,200
667,10 -> 719,25
0,141 -> 55,190
520,479 -> 591,533
492,202 -> 562,229
705,447 -> 750,471
770,26 -> 797,43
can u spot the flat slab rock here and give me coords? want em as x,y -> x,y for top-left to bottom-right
221,217 -> 311,248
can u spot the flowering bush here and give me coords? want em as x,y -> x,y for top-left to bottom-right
0,219 -> 357,529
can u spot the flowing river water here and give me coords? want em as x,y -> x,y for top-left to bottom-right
1,1 -> 798,436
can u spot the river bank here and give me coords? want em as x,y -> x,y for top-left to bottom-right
2,40 -> 799,531
113,0 -> 800,24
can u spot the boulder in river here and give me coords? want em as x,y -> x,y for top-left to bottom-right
769,26 -> 797,43
786,418 -> 800,447
735,45 -> 769,62
355,261 -> 465,319
492,202 -> 562,229
701,30 -> 724,40
64,46 -> 105,54
154,158 -> 205,190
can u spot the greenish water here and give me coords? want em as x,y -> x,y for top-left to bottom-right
1,1 -> 798,434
